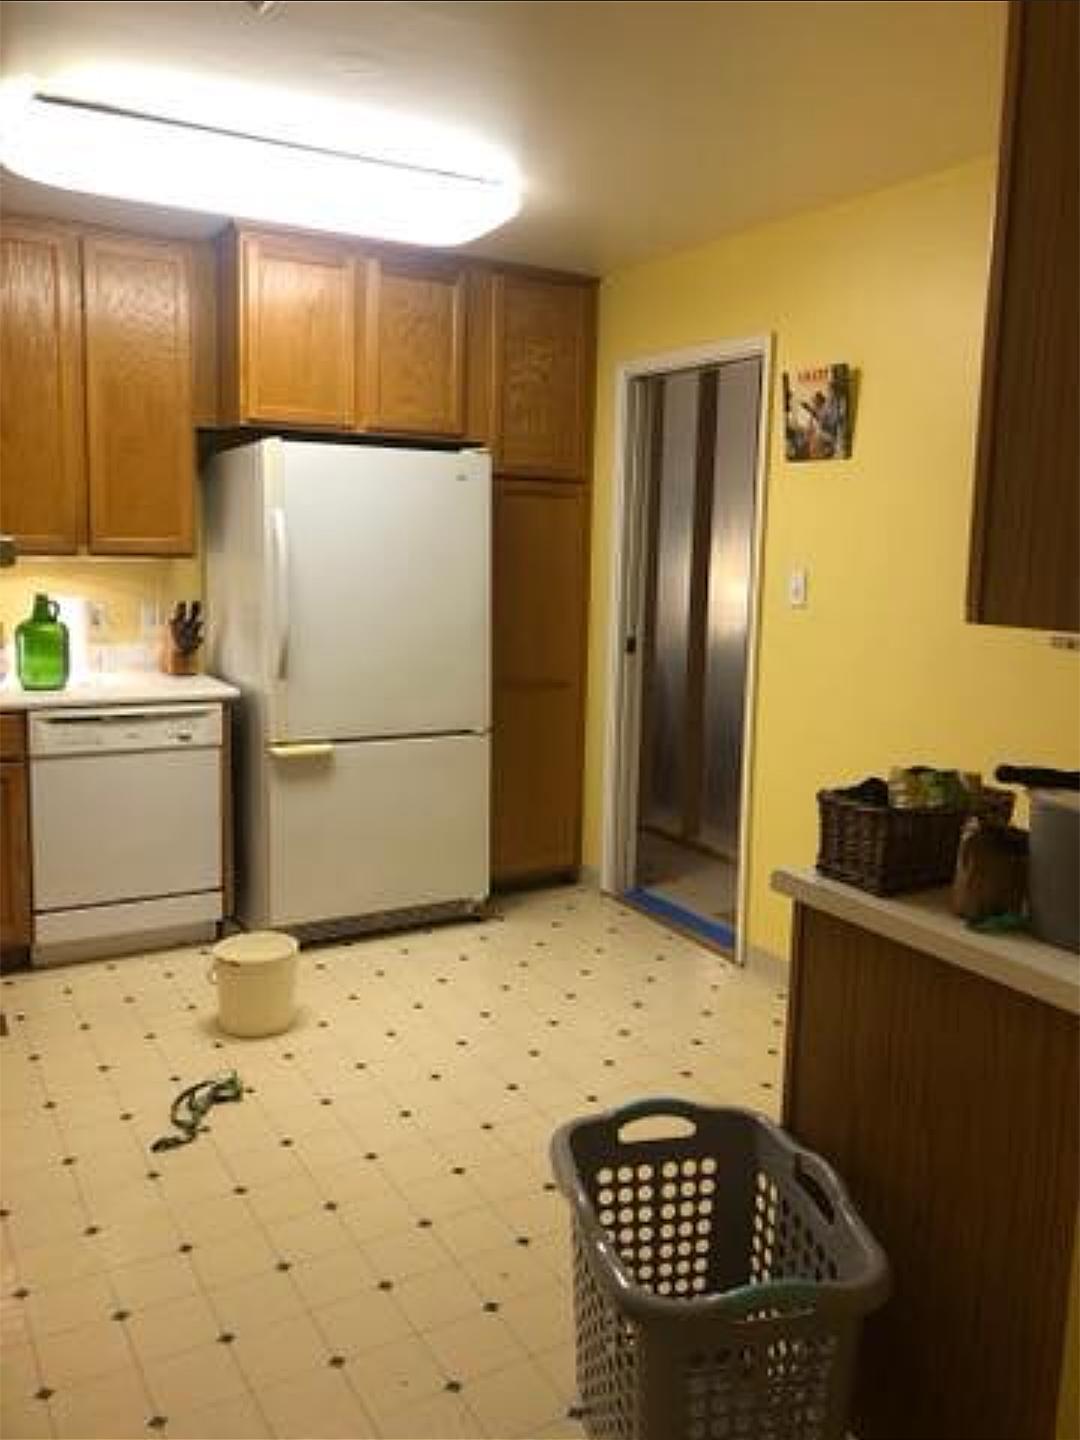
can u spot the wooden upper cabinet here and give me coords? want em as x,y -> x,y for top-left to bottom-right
359,255 -> 467,436
230,230 -> 357,428
967,0 -> 1079,631
218,231 -> 597,464
492,274 -> 595,480
0,220 -> 85,552
189,239 -> 220,427
83,234 -> 195,555
1,218 -> 199,557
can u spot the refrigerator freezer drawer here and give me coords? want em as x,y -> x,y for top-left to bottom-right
260,733 -> 489,928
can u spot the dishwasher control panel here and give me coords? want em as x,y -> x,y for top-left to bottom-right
29,704 -> 223,756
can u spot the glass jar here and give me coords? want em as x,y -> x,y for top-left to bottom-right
16,593 -> 70,690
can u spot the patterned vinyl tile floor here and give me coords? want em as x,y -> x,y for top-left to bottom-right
0,884 -> 786,1439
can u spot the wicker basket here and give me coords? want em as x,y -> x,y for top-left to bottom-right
816,787 -> 1013,896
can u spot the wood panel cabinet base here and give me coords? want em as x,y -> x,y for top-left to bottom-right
0,715 -> 32,960
492,480 -> 590,881
783,903 -> 1078,1440
491,867 -> 579,893
0,946 -> 31,975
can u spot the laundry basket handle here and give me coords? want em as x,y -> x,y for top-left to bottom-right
608,1095 -> 705,1138
551,1098 -> 703,1204
607,1096 -> 702,1123
793,1149 -> 837,1224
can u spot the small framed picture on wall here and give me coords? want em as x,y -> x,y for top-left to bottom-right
783,363 -> 853,461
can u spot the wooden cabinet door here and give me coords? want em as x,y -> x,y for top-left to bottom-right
238,232 -> 356,427
83,234 -> 194,555
360,255 -> 466,435
0,220 -> 85,552
0,723 -> 31,950
968,0 -> 1079,630
493,275 -> 594,480
492,480 -> 589,880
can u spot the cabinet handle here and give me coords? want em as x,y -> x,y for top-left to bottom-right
269,742 -> 333,760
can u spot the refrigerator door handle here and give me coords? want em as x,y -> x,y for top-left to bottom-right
269,742 -> 334,760
270,506 -> 290,680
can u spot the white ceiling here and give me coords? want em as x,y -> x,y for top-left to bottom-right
0,0 -> 1006,274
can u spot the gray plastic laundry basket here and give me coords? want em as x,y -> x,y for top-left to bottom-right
550,1099 -> 889,1440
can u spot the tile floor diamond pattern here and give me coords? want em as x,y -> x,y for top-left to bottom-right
0,884 -> 785,1438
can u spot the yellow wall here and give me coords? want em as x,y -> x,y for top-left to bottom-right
584,157 -> 1079,960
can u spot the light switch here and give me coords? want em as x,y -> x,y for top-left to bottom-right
788,568 -> 809,608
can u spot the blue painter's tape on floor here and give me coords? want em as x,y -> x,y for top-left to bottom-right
626,887 -> 736,950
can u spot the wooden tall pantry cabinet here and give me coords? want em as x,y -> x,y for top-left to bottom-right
482,271 -> 595,882
0,211 -> 597,888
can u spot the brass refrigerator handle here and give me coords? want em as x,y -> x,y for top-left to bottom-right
268,742 -> 334,759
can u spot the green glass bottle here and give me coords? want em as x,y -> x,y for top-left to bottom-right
16,594 -> 69,690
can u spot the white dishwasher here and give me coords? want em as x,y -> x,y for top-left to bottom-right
30,704 -> 224,965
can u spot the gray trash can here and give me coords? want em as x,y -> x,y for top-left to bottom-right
551,1098 -> 889,1440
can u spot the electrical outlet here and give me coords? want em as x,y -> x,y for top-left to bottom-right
788,568 -> 809,608
88,601 -> 107,631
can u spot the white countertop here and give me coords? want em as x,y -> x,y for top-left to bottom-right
773,866 -> 1080,1015
0,672 -> 240,710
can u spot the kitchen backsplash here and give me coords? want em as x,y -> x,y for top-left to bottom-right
0,557 -> 202,654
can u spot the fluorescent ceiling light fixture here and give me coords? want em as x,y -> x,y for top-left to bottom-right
0,67 -> 522,245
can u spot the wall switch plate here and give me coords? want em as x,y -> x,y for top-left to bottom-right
788,568 -> 809,608
139,601 -> 161,635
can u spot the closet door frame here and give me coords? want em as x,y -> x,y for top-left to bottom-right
601,336 -> 772,966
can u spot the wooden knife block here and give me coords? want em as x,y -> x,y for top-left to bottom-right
161,640 -> 200,676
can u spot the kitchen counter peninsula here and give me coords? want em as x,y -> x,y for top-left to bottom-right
773,866 -> 1078,1440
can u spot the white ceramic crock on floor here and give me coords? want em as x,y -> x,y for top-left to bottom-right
209,930 -> 300,1037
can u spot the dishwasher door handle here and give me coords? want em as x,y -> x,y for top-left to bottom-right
35,708 -> 215,726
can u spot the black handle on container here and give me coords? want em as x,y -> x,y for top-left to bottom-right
550,1097 -> 702,1203
793,1151 -> 836,1224
996,765 -> 1079,791
608,1095 -> 703,1134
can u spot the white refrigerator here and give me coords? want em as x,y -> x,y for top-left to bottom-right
203,438 -> 490,934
